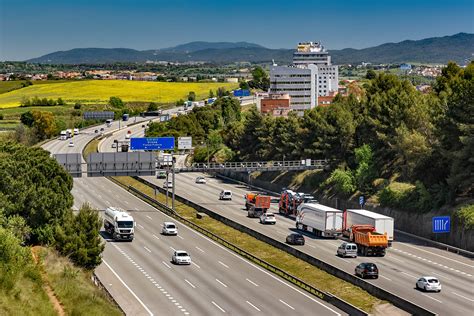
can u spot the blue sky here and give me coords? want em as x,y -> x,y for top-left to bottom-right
1,0 -> 473,61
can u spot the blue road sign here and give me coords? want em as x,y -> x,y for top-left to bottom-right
130,137 -> 174,151
359,196 -> 365,206
432,216 -> 450,233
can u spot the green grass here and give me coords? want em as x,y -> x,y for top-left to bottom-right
0,80 -> 27,94
0,80 -> 238,108
38,247 -> 123,316
0,120 -> 20,130
112,176 -> 384,313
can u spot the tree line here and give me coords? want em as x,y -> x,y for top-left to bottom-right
147,61 -> 473,214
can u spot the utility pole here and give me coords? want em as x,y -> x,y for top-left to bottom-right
172,154 -> 176,211
165,170 -> 169,207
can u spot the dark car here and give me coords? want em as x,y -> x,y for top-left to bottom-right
355,262 -> 378,279
286,233 -> 305,245
94,129 -> 99,133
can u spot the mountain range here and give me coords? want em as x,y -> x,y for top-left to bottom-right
26,33 -> 473,65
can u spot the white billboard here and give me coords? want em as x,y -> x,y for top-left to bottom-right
178,136 -> 192,150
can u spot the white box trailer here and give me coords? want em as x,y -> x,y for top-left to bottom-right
296,203 -> 343,237
344,209 -> 394,244
104,207 -> 135,241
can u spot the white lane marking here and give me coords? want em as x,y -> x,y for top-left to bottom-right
338,257 -> 351,264
195,246 -> 205,253
431,272 -> 452,281
153,234 -> 160,240
218,261 -> 229,268
146,215 -> 152,220
184,279 -> 196,289
215,278 -> 228,288
246,278 -> 259,287
134,207 -> 139,211
246,300 -> 261,312
102,260 -> 154,316
211,301 -> 226,313
402,272 -> 417,278
170,246 -> 176,251
143,246 -> 151,253
191,262 -> 201,269
421,294 -> 442,303
397,244 -> 474,268
178,235 -> 184,240
162,261 -> 171,269
379,275 -> 392,281
279,299 -> 295,310
390,257 -> 405,263
124,200 -> 129,205
105,200 -> 111,206
308,244 -> 317,249
452,292 -> 474,302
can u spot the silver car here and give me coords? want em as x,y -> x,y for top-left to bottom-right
161,222 -> 178,235
337,242 -> 358,258
172,250 -> 191,265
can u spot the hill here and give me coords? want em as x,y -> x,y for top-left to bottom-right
0,80 -> 238,108
26,33 -> 473,64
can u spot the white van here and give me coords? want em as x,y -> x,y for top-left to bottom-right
59,130 -> 67,140
337,242 -> 358,258
219,190 -> 232,200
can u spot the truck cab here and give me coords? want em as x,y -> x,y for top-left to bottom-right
104,207 -> 135,241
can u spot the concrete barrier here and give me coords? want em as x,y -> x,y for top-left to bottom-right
134,176 -> 437,316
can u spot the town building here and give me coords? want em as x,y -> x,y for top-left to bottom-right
260,93 -> 290,114
270,41 -> 339,112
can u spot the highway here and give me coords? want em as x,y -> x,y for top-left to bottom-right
100,123 -> 474,316
43,117 -> 344,316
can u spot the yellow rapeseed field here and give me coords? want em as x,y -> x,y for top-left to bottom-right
0,80 -> 238,108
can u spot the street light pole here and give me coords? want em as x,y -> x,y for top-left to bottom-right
172,154 -> 175,211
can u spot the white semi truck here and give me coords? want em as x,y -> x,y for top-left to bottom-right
104,207 -> 135,241
296,203 -> 343,237
343,209 -> 394,245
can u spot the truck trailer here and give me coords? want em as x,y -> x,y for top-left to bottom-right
343,209 -> 394,245
104,207 -> 135,241
296,203 -> 343,237
350,225 -> 388,256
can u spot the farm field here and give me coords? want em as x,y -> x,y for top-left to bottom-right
0,80 -> 238,108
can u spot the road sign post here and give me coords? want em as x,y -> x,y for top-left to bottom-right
359,196 -> 365,209
432,216 -> 450,233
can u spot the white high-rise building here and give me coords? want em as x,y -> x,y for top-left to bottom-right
269,42 -> 339,112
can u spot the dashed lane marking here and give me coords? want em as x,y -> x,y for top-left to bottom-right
279,299 -> 295,310
246,300 -> 261,312
211,301 -> 226,313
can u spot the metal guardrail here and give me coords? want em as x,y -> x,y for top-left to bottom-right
178,159 -> 329,172
107,177 -> 366,316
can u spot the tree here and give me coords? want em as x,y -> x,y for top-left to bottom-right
354,144 -> 377,193
108,96 -> 124,108
249,66 -> 270,91
20,111 -> 34,127
147,102 -> 158,112
187,91 -> 196,101
208,89 -> 215,98
73,103 -> 82,109
366,69 -> 376,80
54,203 -> 104,269
239,80 -> 250,90
31,111 -> 57,140
57,97 -> 65,105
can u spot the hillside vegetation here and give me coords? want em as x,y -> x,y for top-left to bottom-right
0,80 -> 237,108
147,61 -> 473,221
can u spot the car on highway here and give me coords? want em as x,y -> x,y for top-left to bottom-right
337,242 -> 358,258
172,250 -> 191,265
68,141 -> 74,147
219,190 -> 232,200
163,180 -> 173,189
355,262 -> 378,279
94,129 -> 99,133
111,142 -> 117,148
260,212 -> 276,225
73,128 -> 80,135
125,131 -> 131,139
416,276 -> 441,292
195,176 -> 206,184
157,170 -> 167,179
286,233 -> 305,245
161,222 -> 178,235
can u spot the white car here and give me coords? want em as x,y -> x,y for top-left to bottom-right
260,212 -> 276,225
416,276 -> 441,292
172,250 -> 191,265
163,180 -> 173,189
161,222 -> 178,235
219,190 -> 232,200
125,131 -> 131,139
68,141 -> 74,147
195,176 -> 206,184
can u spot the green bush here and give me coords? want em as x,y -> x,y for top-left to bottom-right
378,181 -> 433,212
326,168 -> 355,194
456,204 -> 474,230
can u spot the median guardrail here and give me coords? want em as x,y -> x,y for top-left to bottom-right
108,177 -> 367,316
132,176 -> 437,316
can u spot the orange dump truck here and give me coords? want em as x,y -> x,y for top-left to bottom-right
245,194 -> 271,218
350,225 -> 388,256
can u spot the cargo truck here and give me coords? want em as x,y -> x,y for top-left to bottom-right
104,207 -> 135,241
350,225 -> 388,256
343,209 -> 394,245
279,189 -> 317,217
245,193 -> 271,218
295,203 -> 343,237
